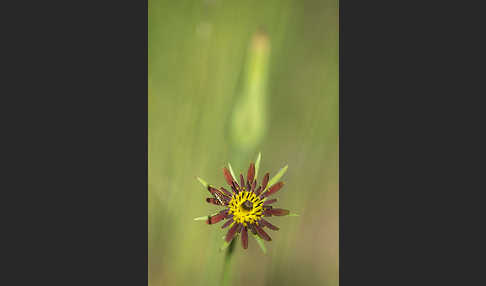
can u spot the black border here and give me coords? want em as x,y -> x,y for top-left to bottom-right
4,1 -> 148,284
340,1 -> 483,285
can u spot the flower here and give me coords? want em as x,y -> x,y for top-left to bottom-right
196,155 -> 292,251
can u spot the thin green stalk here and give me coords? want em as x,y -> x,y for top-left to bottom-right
221,238 -> 236,286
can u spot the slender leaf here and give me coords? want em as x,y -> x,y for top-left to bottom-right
196,177 -> 208,189
265,165 -> 288,192
193,212 -> 219,221
253,234 -> 267,254
193,215 -> 209,221
228,162 -> 237,181
288,213 -> 300,217
254,152 -> 262,180
220,239 -> 231,252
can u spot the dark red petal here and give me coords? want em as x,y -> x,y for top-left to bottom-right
263,207 -> 273,216
207,185 -> 221,195
223,167 -> 234,186
269,208 -> 290,216
221,218 -> 234,229
240,174 -> 245,189
206,198 -> 222,205
248,223 -> 258,235
220,187 -> 233,197
208,187 -> 230,202
255,224 -> 272,241
261,172 -> 270,191
251,180 -> 256,192
241,227 -> 248,249
236,223 -> 243,233
220,193 -> 232,203
260,218 -> 279,231
225,213 -> 233,219
254,186 -> 262,196
262,182 -> 284,198
232,181 -> 240,193
225,223 -> 239,242
263,198 -> 277,205
207,212 -> 225,224
247,163 -> 255,185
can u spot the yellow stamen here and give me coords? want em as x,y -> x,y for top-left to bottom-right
228,191 -> 264,226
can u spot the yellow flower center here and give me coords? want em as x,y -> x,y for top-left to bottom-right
228,190 -> 264,226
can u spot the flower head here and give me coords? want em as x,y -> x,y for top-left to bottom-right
196,154 -> 292,251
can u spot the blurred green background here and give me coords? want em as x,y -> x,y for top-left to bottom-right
149,0 -> 338,285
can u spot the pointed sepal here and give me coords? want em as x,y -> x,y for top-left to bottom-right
265,165 -> 288,192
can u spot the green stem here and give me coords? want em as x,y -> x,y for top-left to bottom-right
221,238 -> 236,286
